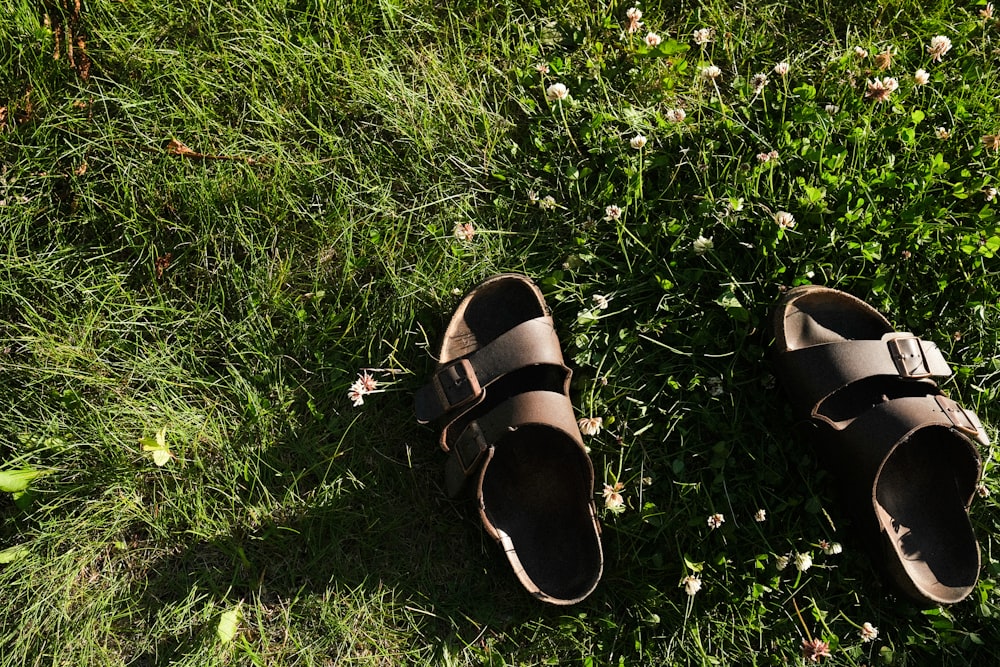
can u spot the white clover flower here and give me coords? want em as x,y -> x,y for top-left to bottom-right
666,108 -> 686,123
701,64 -> 722,80
604,204 -> 622,220
538,195 -> 557,210
775,554 -> 790,570
707,513 -> 725,529
625,7 -> 643,34
356,371 -> 378,392
754,508 -> 767,522
914,68 -> 930,85
693,27 -> 714,45
751,73 -> 768,94
773,211 -> 796,229
927,35 -> 952,62
854,46 -> 869,58
693,235 -> 714,255
348,385 -> 365,407
773,61 -> 790,76
985,187 -> 998,202
795,552 -> 813,571
874,46 -> 894,70
934,126 -> 950,140
535,63 -> 550,75
682,575 -> 703,596
591,294 -> 610,310
453,222 -> 475,242
527,189 -> 539,204
824,104 -> 840,115
645,32 -> 662,47
630,134 -> 647,149
578,417 -> 603,436
603,482 -> 625,511
865,77 -> 898,103
348,371 -> 378,407
860,622 -> 878,643
821,540 -> 843,555
546,82 -> 569,102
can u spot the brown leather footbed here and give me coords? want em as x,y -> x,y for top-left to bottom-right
481,426 -> 603,602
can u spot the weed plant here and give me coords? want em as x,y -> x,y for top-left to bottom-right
2,0 -> 1000,664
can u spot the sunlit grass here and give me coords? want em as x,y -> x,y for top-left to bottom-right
2,0 -> 999,664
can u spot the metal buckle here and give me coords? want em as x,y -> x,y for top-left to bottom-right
454,421 -> 489,474
934,395 -> 982,439
432,358 -> 482,412
887,336 -> 932,379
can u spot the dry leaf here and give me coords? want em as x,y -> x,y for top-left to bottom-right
166,139 -> 198,157
155,253 -> 172,279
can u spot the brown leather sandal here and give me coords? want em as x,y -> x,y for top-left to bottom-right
415,274 -> 603,605
772,285 -> 986,604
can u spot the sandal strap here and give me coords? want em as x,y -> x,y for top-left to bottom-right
443,390 -> 583,497
835,394 -> 987,498
776,333 -> 952,413
414,316 -> 569,423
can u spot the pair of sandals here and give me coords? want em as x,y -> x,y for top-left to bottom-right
415,275 -> 988,606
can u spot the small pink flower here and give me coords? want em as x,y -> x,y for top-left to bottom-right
801,638 -> 831,662
357,371 -> 378,392
453,222 -> 475,242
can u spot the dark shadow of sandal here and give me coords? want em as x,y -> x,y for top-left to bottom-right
415,274 -> 603,605
772,285 -> 986,604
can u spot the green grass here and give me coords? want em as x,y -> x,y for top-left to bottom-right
2,0 -> 1000,664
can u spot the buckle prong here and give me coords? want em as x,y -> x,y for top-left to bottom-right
888,336 -> 932,379
432,358 -> 482,412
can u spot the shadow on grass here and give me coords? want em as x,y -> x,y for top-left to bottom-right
128,317 -> 623,664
